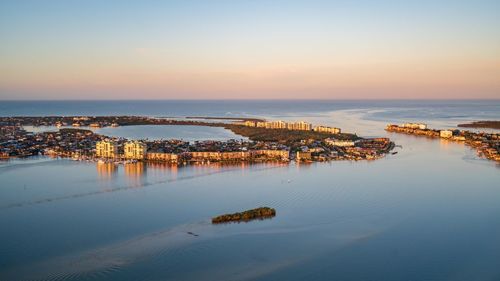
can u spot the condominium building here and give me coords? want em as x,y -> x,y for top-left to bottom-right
124,141 -> 147,159
287,121 -> 312,131
95,140 -> 118,158
313,126 -> 341,134
243,121 -> 256,127
247,120 -> 312,131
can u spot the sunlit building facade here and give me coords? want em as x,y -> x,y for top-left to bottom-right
124,141 -> 147,159
313,126 -> 341,134
95,140 -> 118,158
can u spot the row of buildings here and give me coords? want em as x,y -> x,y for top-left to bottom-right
386,124 -> 465,140
95,140 -> 289,162
237,120 -> 341,134
386,123 -> 499,162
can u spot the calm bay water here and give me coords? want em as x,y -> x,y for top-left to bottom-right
1,100 -> 499,281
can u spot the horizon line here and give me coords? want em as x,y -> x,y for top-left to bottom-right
2,98 -> 500,102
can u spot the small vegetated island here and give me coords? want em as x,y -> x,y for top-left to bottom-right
0,115 -> 394,162
212,207 -> 276,224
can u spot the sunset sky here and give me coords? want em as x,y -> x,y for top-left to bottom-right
1,0 -> 499,100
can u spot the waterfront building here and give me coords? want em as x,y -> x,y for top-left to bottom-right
313,126 -> 341,134
96,140 -> 118,158
440,130 -> 453,138
243,121 -> 256,127
190,151 -> 223,161
251,150 -> 289,160
146,152 -> 178,163
246,120 -> 312,131
403,123 -> 427,130
296,151 -> 312,161
325,138 -> 355,147
124,141 -> 147,159
220,151 -> 251,160
256,121 -> 267,128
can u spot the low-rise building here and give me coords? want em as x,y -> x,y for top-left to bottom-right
124,141 -> 147,159
146,152 -> 178,163
403,123 -> 427,130
296,151 -> 312,161
325,138 -> 355,147
251,149 -> 289,160
440,130 -> 453,138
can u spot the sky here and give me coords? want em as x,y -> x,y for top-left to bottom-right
0,0 -> 499,100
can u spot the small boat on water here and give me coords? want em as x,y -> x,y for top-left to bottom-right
392,151 -> 398,155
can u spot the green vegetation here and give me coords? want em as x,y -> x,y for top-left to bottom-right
212,207 -> 276,224
224,125 -> 359,143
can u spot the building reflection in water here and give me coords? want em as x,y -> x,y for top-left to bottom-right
124,162 -> 147,188
147,162 -> 178,181
96,162 -> 118,180
99,161 -> 290,189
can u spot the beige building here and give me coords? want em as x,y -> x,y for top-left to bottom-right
296,151 -> 312,161
146,152 -> 178,163
249,120 -> 312,131
251,150 -> 289,160
96,140 -> 118,158
244,121 -> 256,127
314,126 -> 341,134
440,130 -> 453,138
124,141 -> 147,159
190,151 -> 223,161
325,138 -> 355,147
403,123 -> 428,130
287,121 -> 312,131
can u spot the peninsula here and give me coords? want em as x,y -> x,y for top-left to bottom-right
386,123 -> 500,162
0,116 -> 394,163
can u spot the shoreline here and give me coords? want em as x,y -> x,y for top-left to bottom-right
1,116 -> 395,164
386,124 -> 500,163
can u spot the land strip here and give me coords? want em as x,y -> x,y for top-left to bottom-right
457,121 -> 500,130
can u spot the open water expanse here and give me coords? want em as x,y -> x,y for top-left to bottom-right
1,100 -> 500,281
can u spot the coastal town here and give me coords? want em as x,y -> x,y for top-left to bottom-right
0,116 -> 394,164
386,123 -> 500,162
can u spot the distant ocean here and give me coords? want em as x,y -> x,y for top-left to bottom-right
1,100 -> 499,124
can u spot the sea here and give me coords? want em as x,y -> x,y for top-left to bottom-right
0,100 -> 499,281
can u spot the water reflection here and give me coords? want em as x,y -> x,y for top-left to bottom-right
124,162 -> 147,187
96,163 -> 118,180
146,162 -> 179,181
